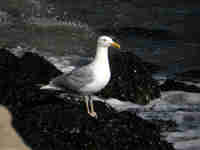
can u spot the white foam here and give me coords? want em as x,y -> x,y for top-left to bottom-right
105,98 -> 143,112
174,139 -> 200,150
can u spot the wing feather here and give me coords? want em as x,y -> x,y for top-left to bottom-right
51,65 -> 94,91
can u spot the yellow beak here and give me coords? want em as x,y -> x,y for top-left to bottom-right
111,41 -> 120,49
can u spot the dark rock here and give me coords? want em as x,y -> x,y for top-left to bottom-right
3,85 -> 173,150
142,61 -> 161,73
175,69 -> 200,82
0,48 -> 61,105
0,48 -> 19,71
18,52 -> 62,84
160,79 -> 200,93
98,50 -> 161,104
11,104 -> 174,150
0,49 -> 19,103
0,48 -> 174,150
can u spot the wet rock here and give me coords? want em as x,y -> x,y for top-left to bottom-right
0,49 -> 19,102
12,104 -> 174,150
160,79 -> 200,93
142,61 -> 161,73
175,69 -> 200,82
98,50 -> 161,104
159,69 -> 200,92
2,88 -> 173,150
18,52 -> 62,84
0,48 -> 61,105
0,48 -> 174,150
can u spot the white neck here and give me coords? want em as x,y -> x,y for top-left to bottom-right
92,45 -> 109,66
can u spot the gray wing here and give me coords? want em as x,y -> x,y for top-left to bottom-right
51,65 -> 94,91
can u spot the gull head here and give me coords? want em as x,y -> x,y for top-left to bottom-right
97,36 -> 120,49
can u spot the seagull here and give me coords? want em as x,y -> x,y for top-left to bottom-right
40,36 -> 120,118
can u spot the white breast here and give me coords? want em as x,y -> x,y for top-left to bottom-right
80,45 -> 111,93
80,63 -> 111,93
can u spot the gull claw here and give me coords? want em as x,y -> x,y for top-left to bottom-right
89,112 -> 98,119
